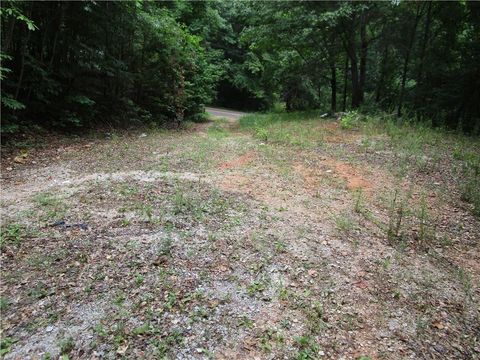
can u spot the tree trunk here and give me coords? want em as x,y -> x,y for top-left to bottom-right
49,3 -> 64,69
375,44 -> 389,103
415,1 -> 432,114
359,11 -> 368,103
14,26 -> 32,100
4,17 -> 16,54
343,56 -> 348,111
330,62 -> 337,113
350,50 -> 361,108
346,17 -> 361,109
397,4 -> 423,118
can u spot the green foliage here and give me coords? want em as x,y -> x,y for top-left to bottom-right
294,335 -> 320,360
1,95 -> 25,110
0,337 -> 16,356
59,337 -> 74,355
456,150 -> 480,216
228,1 -> 478,132
0,223 -> 25,249
0,1 -> 221,135
1,1 -> 479,135
340,111 -> 361,130
240,111 -> 325,147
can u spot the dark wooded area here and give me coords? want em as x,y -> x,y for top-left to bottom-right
1,1 -> 479,134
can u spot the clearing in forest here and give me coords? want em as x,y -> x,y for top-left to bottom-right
1,110 -> 479,359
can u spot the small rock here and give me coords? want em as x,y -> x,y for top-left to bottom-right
308,269 -> 318,277
388,319 -> 400,331
432,321 -> 444,330
139,133 -> 147,138
377,331 -> 388,339
14,156 -> 26,164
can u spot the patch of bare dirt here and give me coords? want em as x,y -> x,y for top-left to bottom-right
218,151 -> 257,170
293,157 -> 375,195
323,159 -> 372,192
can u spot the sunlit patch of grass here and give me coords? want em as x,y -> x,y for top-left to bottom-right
239,111 -> 328,148
207,124 -> 229,138
333,213 -> 357,234
454,148 -> 480,216
0,223 -> 26,249
33,192 -> 68,221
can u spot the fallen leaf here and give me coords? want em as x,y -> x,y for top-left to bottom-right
117,344 -> 128,355
432,321 -> 444,330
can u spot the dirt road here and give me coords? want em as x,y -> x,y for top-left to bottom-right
205,107 -> 245,121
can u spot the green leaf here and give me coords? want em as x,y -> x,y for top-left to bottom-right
1,96 -> 26,110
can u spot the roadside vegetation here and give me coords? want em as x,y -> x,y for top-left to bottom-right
240,110 -> 480,216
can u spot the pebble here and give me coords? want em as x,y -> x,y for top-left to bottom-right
388,319 -> 399,331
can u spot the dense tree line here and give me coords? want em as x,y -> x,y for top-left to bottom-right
217,1 -> 480,133
1,1 -> 479,134
1,1 -> 222,134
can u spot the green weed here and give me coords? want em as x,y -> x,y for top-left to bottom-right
239,111 -> 324,148
294,335 -> 320,360
334,213 -> 356,233
33,192 -> 67,221
416,196 -> 436,247
135,273 -> 145,285
456,149 -> 480,216
0,297 -> 10,312
0,223 -> 25,249
59,337 -> 75,355
238,315 -> 254,329
340,111 -> 360,130
387,190 -> 406,243
0,337 -> 16,356
207,123 -> 229,138
247,280 -> 266,297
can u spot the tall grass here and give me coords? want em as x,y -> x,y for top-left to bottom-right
239,111 -> 325,148
239,109 -> 480,216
